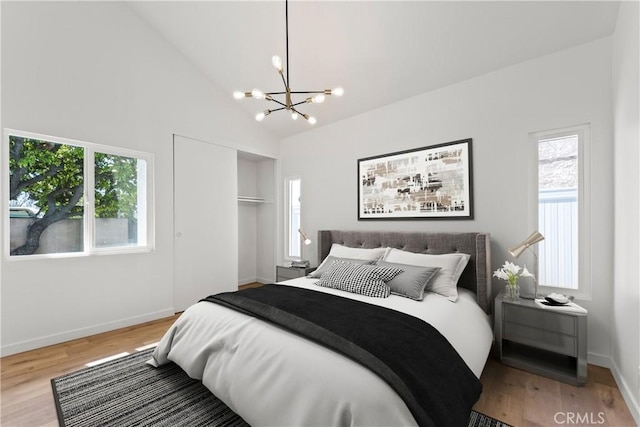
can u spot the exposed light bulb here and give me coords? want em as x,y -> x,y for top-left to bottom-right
308,116 -> 317,125
271,55 -> 283,72
255,109 -> 271,122
312,94 -> 326,104
291,112 -> 299,120
304,238 -> 312,245
251,89 -> 264,100
233,91 -> 245,100
332,87 -> 344,96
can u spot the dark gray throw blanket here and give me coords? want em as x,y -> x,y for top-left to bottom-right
202,285 -> 482,427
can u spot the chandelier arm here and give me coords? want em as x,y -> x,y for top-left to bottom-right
279,72 -> 288,92
291,107 -> 312,118
290,106 -> 317,123
269,106 -> 287,113
289,90 -> 329,95
265,91 -> 288,95
268,98 -> 288,108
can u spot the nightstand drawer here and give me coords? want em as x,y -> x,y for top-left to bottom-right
277,267 -> 304,280
504,304 -> 576,335
504,321 -> 577,357
276,265 -> 315,282
495,293 -> 587,386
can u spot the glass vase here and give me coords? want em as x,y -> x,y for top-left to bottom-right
505,283 -> 520,300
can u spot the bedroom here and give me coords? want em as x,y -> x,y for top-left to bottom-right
1,1 -> 638,426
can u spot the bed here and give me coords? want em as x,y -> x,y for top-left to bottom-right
150,230 -> 493,426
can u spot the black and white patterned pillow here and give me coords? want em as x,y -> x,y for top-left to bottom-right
316,260 -> 403,298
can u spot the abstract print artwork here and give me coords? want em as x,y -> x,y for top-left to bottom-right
358,139 -> 473,220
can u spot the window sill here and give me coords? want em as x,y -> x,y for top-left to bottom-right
5,246 -> 154,261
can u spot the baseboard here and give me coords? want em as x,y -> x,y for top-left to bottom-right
238,276 -> 274,286
587,351 -> 611,368
590,352 -> 640,424
0,308 -> 176,357
240,276 -> 273,285
610,359 -> 640,425
238,277 -> 258,286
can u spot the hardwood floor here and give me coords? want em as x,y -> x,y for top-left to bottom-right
474,357 -> 636,426
1,291 -> 636,426
1,313 -> 182,427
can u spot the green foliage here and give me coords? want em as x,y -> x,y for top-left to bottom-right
94,153 -> 138,219
9,136 -> 138,219
9,135 -> 139,255
9,136 -> 85,217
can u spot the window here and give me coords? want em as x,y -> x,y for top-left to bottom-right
94,152 -> 148,248
5,129 -> 154,258
285,176 -> 301,260
530,124 -> 591,297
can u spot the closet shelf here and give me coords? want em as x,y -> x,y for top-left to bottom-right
238,196 -> 266,204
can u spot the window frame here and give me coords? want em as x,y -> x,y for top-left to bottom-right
284,175 -> 302,261
528,124 -> 592,299
4,129 -> 155,260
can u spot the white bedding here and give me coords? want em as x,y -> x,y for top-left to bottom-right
150,278 -> 493,426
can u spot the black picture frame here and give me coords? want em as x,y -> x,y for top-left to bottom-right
357,138 -> 474,220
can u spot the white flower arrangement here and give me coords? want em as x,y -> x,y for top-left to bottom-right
493,261 -> 535,288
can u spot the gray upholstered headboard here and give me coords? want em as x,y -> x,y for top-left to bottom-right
317,230 -> 492,314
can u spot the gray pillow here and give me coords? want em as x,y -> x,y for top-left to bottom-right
316,260 -> 403,298
308,256 -> 374,278
376,260 -> 441,301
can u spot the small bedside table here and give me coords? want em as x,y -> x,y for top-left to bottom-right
494,293 -> 587,386
276,265 -> 316,282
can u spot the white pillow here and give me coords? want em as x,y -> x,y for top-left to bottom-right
308,256 -> 374,278
316,244 -> 389,274
382,248 -> 470,302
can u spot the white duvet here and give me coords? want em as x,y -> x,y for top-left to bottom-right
149,278 -> 493,427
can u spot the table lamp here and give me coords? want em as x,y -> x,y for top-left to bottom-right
509,231 -> 544,299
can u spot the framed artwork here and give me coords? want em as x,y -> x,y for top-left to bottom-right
357,138 -> 473,220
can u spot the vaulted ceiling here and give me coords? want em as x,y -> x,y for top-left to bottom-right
128,1 -> 620,139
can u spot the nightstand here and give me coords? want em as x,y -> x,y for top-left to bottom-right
494,293 -> 587,386
276,265 -> 316,282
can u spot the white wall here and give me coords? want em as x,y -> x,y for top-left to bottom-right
280,38 -> 614,364
238,158 -> 259,284
0,2 -> 279,355
237,156 -> 277,285
256,159 -> 277,283
612,1 -> 640,422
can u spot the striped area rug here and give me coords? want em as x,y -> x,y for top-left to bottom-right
51,348 -> 511,427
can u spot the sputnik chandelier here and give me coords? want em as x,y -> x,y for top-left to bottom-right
233,0 -> 343,125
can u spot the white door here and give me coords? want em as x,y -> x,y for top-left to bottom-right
174,135 -> 238,311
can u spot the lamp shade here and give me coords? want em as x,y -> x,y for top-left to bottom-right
508,231 -> 544,258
